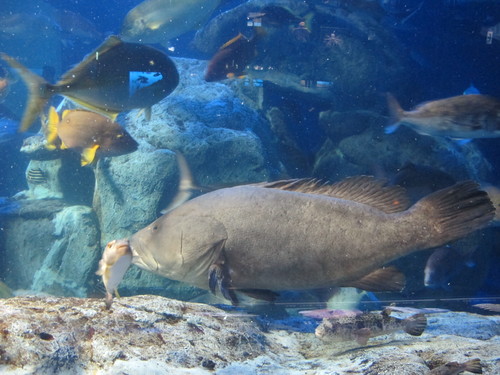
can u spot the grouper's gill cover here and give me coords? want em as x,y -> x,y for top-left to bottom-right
124,176 -> 493,304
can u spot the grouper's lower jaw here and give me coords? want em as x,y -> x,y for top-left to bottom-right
97,239 -> 133,309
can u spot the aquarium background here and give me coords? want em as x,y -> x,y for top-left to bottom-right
0,0 -> 499,373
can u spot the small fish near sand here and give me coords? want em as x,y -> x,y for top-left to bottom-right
385,93 -> 500,140
314,308 -> 427,345
45,106 -> 138,166
428,358 -> 482,374
0,35 -> 179,132
98,175 -> 494,308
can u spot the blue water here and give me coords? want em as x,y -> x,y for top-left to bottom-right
0,0 -> 499,318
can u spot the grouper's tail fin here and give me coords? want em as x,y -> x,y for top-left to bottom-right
0,53 -> 53,132
413,181 -> 494,248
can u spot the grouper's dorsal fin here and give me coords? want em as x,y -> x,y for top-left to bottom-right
57,35 -> 123,86
257,176 -> 410,213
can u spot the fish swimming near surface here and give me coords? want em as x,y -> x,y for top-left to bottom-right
45,106 -> 138,166
0,35 -> 179,132
98,175 -> 494,308
205,30 -> 264,82
385,93 -> 500,140
314,308 -> 427,345
428,358 -> 482,375
120,0 -> 221,45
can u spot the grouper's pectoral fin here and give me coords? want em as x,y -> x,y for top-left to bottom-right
342,266 -> 405,292
208,249 -> 239,305
354,328 -> 372,345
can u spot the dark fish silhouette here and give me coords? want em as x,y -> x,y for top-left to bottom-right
1,36 -> 179,131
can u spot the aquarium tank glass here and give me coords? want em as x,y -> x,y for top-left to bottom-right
0,0 -> 499,373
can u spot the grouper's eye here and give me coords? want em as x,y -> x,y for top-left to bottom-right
152,224 -> 158,231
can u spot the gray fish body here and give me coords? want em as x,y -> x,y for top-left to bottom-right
389,94 -> 500,139
128,179 -> 493,293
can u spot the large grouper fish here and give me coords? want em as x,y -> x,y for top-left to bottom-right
98,176 -> 494,308
0,35 -> 179,131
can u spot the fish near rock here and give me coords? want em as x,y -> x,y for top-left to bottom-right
98,176 -> 494,307
385,93 -> 500,140
314,308 -> 427,345
428,358 -> 482,375
45,107 -> 138,166
0,35 -> 179,131
121,0 -> 221,45
205,31 -> 262,82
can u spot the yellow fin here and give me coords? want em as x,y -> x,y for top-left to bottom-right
45,106 -> 60,149
61,109 -> 71,120
60,141 -> 69,150
81,144 -> 100,166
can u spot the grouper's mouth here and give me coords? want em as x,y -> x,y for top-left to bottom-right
96,239 -> 133,309
129,236 -> 161,273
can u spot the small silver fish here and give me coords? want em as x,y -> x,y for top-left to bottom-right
428,358 -> 482,375
315,308 -> 427,345
385,93 -> 500,140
